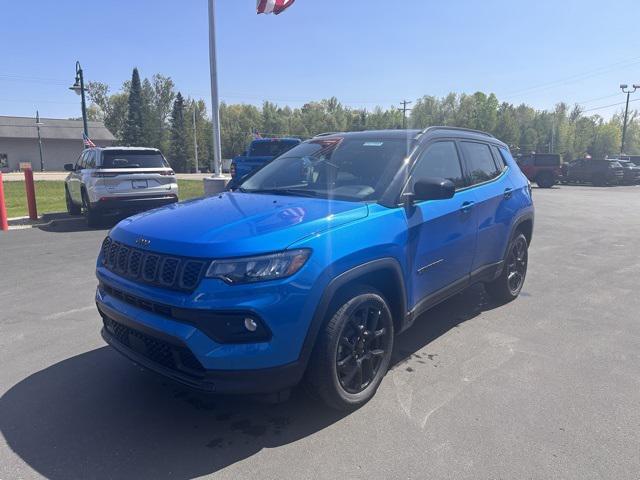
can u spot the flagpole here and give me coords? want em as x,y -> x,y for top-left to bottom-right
208,0 -> 222,176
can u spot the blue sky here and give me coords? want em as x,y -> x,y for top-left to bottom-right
2,0 -> 640,120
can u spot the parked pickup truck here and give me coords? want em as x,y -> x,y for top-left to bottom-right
230,138 -> 301,180
515,153 -> 562,188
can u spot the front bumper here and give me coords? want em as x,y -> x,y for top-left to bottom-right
98,299 -> 305,394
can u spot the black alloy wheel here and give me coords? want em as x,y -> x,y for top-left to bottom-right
506,235 -> 527,295
336,300 -> 392,394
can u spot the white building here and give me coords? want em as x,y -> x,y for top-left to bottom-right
0,115 -> 116,172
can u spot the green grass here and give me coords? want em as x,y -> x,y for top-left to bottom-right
2,180 -> 204,218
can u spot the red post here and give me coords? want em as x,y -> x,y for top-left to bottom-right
23,167 -> 38,220
0,172 -> 8,231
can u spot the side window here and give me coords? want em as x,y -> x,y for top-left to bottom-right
75,152 -> 85,170
411,141 -> 465,189
85,151 -> 95,169
460,141 -> 501,185
491,146 -> 507,172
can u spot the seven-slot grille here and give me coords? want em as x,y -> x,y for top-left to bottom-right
101,237 -> 207,291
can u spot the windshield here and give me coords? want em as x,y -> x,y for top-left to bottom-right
249,140 -> 298,157
101,151 -> 169,169
239,137 -> 412,201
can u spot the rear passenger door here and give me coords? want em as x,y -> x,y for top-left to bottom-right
458,141 -> 514,273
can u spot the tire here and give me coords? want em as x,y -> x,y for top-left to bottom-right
485,233 -> 528,303
82,190 -> 102,228
535,171 -> 555,188
65,187 -> 81,215
305,287 -> 395,410
591,173 -> 607,187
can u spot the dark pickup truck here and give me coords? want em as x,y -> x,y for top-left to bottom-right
562,158 -> 624,186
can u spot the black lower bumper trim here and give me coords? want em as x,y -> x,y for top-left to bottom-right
97,300 -> 305,394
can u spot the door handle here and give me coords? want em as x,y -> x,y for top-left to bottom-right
504,187 -> 513,199
460,200 -> 475,213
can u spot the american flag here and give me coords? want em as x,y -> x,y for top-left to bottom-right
257,0 -> 296,15
83,132 -> 96,148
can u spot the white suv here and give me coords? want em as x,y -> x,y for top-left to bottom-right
64,147 -> 179,226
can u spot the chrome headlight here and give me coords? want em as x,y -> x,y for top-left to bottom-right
205,249 -> 311,284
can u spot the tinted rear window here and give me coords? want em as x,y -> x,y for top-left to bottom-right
533,155 -> 561,167
101,151 -> 169,169
249,140 -> 298,157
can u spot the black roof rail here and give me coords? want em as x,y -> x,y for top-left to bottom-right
420,126 -> 495,138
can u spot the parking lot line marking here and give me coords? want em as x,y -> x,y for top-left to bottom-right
44,305 -> 95,320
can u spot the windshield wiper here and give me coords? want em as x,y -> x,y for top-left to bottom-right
244,188 -> 320,198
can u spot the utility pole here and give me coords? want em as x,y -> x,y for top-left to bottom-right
193,106 -> 199,173
620,84 -> 639,154
399,100 -> 412,129
35,110 -> 45,172
208,0 -> 222,176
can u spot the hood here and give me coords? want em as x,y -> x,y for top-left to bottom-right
109,192 -> 369,258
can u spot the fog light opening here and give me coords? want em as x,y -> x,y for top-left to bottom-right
244,317 -> 258,332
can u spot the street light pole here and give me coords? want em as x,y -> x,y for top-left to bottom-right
208,0 -> 222,176
69,61 -> 89,142
619,83 -> 639,154
35,110 -> 45,172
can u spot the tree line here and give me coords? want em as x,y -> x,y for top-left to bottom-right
86,68 -> 640,172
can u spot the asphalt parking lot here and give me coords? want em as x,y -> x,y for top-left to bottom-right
1,185 -> 639,480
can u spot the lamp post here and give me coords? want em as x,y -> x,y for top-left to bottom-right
69,61 -> 89,142
619,83 -> 639,154
208,0 -> 222,176
35,110 -> 45,172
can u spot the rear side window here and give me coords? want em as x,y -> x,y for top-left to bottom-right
411,141 -> 465,188
460,141 -> 501,185
491,146 -> 506,171
101,151 -> 169,169
249,140 -> 298,157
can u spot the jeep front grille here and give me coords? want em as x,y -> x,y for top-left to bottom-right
101,237 -> 207,292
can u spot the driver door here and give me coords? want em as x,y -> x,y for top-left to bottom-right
404,141 -> 477,309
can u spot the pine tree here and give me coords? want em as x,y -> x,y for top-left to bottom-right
169,92 -> 189,172
122,68 -> 144,146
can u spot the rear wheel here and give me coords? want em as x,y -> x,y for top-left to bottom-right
485,233 -> 528,303
65,187 -> 81,215
591,173 -> 607,187
536,171 -> 555,188
306,288 -> 394,410
82,190 -> 102,228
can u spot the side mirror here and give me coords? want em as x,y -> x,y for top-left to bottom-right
404,177 -> 455,204
64,163 -> 74,172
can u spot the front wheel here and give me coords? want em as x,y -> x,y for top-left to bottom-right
485,233 -> 528,303
305,288 -> 394,410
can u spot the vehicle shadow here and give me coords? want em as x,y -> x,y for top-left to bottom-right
36,214 -> 120,233
0,284 -> 499,480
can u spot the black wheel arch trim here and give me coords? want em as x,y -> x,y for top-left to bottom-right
298,257 -> 408,369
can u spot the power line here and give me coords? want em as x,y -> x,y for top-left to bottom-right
503,56 -> 640,100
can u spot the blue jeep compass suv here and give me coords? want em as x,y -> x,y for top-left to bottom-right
96,127 -> 534,410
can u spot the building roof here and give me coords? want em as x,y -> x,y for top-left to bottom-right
0,115 -> 116,141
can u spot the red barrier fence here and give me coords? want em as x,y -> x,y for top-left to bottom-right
23,167 -> 38,220
0,172 -> 8,231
